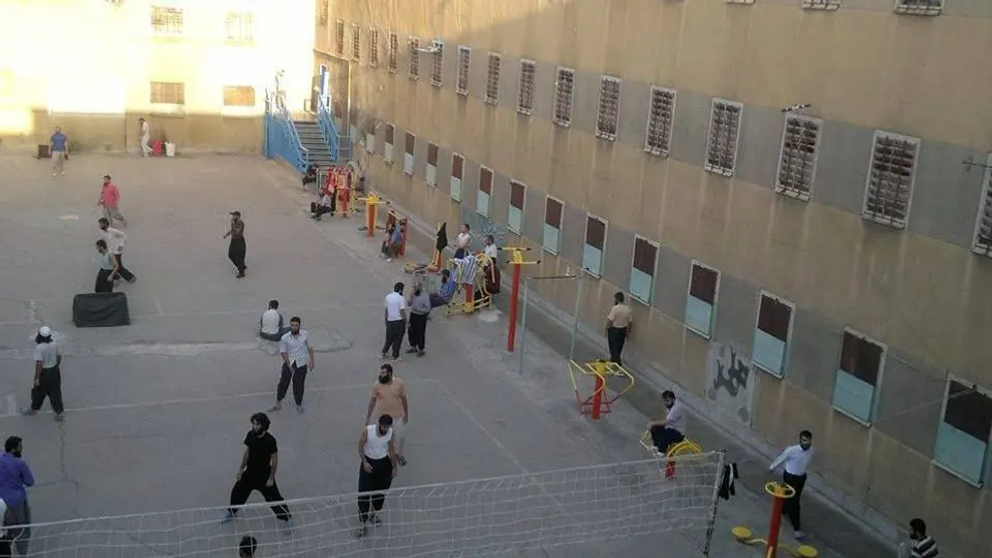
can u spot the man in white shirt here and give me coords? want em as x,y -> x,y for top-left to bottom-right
98,218 -> 136,283
139,118 -> 152,157
769,430 -> 814,541
259,300 -> 289,342
453,223 -> 472,259
269,317 -> 314,414
380,282 -> 407,361
354,414 -> 398,538
647,390 -> 686,454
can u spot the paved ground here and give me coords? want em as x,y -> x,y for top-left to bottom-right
0,153 -> 885,557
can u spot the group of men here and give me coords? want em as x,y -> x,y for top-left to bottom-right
48,119 -> 152,178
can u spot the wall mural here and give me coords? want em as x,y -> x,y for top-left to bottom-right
705,340 -> 757,426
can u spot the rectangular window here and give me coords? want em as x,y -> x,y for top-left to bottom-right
934,380 -> 992,485
543,197 -> 564,255
223,86 -> 255,107
318,2 -> 328,25
863,131 -> 918,229
151,6 -> 183,36
387,32 -> 398,73
517,59 -> 536,115
508,181 -> 526,234
477,166 -> 493,217
596,76 -> 622,141
803,0 -> 841,9
644,86 -> 676,157
408,37 -> 420,79
364,123 -> 375,154
369,29 -> 380,67
384,124 -> 395,164
832,330 -> 885,424
485,53 -> 501,105
335,20 -> 345,56
426,143 -> 439,187
450,153 -> 464,202
430,41 -> 443,87
776,114 -> 821,201
629,237 -> 658,304
225,12 -> 252,42
972,154 -> 992,256
351,24 -> 361,61
704,99 -> 743,177
150,81 -> 185,105
456,47 -> 471,96
553,67 -> 575,127
582,215 -> 607,277
752,292 -> 794,377
403,132 -> 415,175
685,263 -> 720,338
895,0 -> 942,16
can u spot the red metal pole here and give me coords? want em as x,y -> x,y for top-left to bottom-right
507,264 -> 522,352
765,489 -> 787,558
591,375 -> 604,421
367,202 -> 376,237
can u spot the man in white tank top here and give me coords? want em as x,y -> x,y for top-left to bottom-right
354,414 -> 398,538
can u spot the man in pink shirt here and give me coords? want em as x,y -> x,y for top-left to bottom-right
98,175 -> 128,228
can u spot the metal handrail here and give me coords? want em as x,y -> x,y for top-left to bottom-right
316,94 -> 341,162
266,88 -> 309,171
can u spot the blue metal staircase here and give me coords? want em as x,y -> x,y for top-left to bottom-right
264,90 -> 350,172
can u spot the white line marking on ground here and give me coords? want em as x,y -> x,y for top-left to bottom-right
154,297 -> 164,316
1,395 -> 16,418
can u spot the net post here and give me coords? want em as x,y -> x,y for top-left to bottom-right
701,449 -> 727,557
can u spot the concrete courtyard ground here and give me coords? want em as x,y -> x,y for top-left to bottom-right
0,153 -> 891,557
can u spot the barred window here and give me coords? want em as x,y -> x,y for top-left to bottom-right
553,67 -> 575,127
318,2 -> 328,25
485,53 -> 501,105
595,76 -> 622,141
351,24 -> 361,61
223,86 -> 255,107
150,81 -> 185,105
456,47 -> 471,96
408,36 -> 420,79
704,99 -> 742,177
972,155 -> 992,256
388,33 -> 398,72
225,12 -> 252,42
369,29 -> 379,67
803,0 -> 841,9
430,41 -> 443,87
644,86 -> 676,157
862,131 -> 918,229
151,6 -> 183,36
894,0 -> 942,16
775,115 -> 821,201
335,20 -> 345,56
517,59 -> 536,115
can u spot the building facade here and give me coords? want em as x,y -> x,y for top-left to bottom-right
0,0 -> 315,154
317,1 -> 992,556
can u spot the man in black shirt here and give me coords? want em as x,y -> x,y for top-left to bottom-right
220,413 -> 292,534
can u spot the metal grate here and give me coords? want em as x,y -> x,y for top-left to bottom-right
456,47 -> 471,96
369,29 -> 379,67
803,0 -> 841,9
223,86 -> 255,107
151,6 -> 183,36
517,60 -> 536,116
775,115 -> 821,201
973,154 -> 992,256
150,81 -> 185,104
430,41 -> 444,87
894,0 -> 942,15
704,99 -> 742,177
595,76 -> 622,141
409,37 -> 420,79
485,53 -> 501,105
553,67 -> 575,127
862,131 -> 918,229
388,33 -> 398,73
335,20 -> 345,56
351,24 -> 361,61
644,86 -> 676,157
225,12 -> 252,42
318,1 -> 328,25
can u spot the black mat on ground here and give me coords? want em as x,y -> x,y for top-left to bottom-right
72,292 -> 131,328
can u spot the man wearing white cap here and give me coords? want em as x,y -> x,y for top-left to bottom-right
21,326 -> 64,421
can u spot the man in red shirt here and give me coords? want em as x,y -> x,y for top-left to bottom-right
98,175 -> 128,228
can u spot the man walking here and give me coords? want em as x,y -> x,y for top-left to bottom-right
605,292 -> 632,366
220,413 -> 293,535
908,518 -> 939,558
769,430 -> 814,541
98,175 -> 128,228
139,118 -> 152,157
50,126 -> 68,176
223,211 -> 247,278
647,390 -> 686,454
406,284 -> 430,357
365,364 -> 409,466
21,326 -> 65,422
98,218 -> 136,284
354,415 -> 398,539
269,317 -> 314,414
0,436 -> 35,556
380,282 -> 406,361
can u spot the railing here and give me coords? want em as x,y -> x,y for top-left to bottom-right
264,89 -> 309,173
316,94 -> 352,163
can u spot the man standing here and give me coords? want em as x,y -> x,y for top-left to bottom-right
365,364 -> 409,466
605,292 -> 633,366
269,317 -> 314,414
380,282 -> 407,361
453,224 -> 472,259
769,430 -> 814,541
139,118 -> 152,157
223,211 -> 247,278
98,175 -> 128,228
908,518 -> 939,558
220,413 -> 293,535
354,415 -> 398,539
647,390 -> 686,454
21,326 -> 65,422
406,284 -> 430,357
0,436 -> 35,556
50,126 -> 68,176
259,300 -> 289,342
98,218 -> 136,284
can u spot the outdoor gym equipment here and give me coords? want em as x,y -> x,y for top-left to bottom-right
567,359 -> 635,420
731,482 -> 819,558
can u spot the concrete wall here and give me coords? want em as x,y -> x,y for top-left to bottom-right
0,0 -> 315,153
320,1 -> 992,556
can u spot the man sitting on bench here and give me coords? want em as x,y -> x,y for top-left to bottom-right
259,300 -> 290,341
429,269 -> 457,308
647,390 -> 686,454
310,178 -> 337,221
380,221 -> 405,261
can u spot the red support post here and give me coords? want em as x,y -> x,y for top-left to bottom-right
591,375 -> 604,421
765,488 -> 787,558
506,264 -> 522,352
464,284 -> 474,307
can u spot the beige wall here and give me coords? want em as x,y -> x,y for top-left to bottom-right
0,0 -> 315,153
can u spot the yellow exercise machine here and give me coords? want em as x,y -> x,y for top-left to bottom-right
567,359 -> 635,420
731,482 -> 819,558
